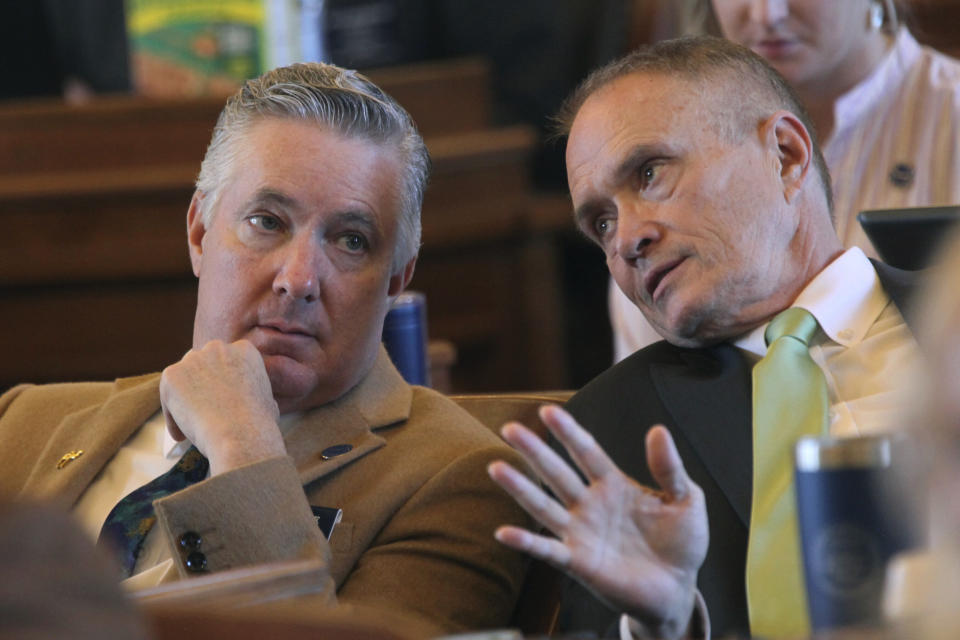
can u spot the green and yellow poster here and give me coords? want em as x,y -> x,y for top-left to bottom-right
126,0 -> 304,97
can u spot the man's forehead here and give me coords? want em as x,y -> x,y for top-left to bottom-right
214,120 -> 403,224
568,69 -> 741,156
582,71 -> 689,114
571,74 -> 685,149
567,74 -> 687,167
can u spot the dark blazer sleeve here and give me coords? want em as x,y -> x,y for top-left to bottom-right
556,341 -> 753,638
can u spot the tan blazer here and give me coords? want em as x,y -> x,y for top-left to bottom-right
0,350 -> 532,635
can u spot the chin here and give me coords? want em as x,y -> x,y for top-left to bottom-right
265,353 -> 368,413
651,302 -> 715,348
262,355 -> 323,408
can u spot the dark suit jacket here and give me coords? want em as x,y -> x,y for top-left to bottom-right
556,261 -> 920,638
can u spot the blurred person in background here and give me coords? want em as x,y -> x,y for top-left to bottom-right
0,500 -> 148,640
0,0 -> 130,102
884,223 -> 960,639
611,0 -> 960,359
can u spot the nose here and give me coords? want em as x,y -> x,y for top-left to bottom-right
272,236 -> 321,302
749,0 -> 788,26
612,206 -> 661,264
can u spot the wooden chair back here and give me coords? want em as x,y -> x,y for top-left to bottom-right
451,391 -> 575,636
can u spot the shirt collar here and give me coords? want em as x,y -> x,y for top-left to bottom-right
734,247 -> 890,357
832,28 -> 920,141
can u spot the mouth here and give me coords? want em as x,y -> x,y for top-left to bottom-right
644,257 -> 686,303
754,38 -> 798,59
256,321 -> 317,340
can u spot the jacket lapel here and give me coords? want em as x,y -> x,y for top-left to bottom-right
22,349 -> 411,503
287,348 -> 412,486
22,373 -> 162,505
651,344 -> 753,526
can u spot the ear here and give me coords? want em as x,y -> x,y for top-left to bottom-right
763,110 -> 814,204
388,257 -> 417,296
186,190 -> 207,277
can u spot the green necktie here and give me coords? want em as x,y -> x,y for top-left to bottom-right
746,307 -> 828,638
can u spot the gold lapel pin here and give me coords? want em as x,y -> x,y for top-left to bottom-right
56,450 -> 84,470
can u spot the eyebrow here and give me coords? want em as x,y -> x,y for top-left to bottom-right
242,189 -> 380,231
573,201 -> 600,231
613,145 -> 659,185
573,144 -> 659,227
243,188 -> 299,214
332,210 -> 379,234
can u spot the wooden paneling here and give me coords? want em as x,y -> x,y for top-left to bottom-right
908,0 -> 960,57
2,282 -> 196,384
0,58 -> 490,179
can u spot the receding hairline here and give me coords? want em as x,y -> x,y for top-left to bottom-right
554,36 -> 834,214
559,59 -> 785,144
569,66 -> 775,146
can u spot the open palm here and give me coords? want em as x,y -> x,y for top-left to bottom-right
488,405 -> 708,637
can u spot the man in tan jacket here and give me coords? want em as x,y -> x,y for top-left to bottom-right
0,63 -> 530,635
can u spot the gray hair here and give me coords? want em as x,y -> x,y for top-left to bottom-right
196,62 -> 430,272
554,35 -> 834,215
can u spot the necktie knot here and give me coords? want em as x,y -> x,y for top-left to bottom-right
765,307 -> 819,348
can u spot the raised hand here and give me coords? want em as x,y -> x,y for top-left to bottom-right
159,339 -> 285,476
488,405 -> 708,639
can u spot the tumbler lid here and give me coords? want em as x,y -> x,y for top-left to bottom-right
391,291 -> 425,308
385,291 -> 426,326
795,434 -> 895,471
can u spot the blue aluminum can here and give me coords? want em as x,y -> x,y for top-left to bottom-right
382,291 -> 429,386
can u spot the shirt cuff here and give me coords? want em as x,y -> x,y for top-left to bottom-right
618,590 -> 710,640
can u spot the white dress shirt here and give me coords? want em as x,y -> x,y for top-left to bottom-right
610,28 -> 960,360
732,247 -> 921,438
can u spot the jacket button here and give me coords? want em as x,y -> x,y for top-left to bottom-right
321,444 -> 353,460
179,531 -> 202,551
185,551 -> 207,573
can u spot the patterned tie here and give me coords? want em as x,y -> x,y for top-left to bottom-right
746,307 -> 828,638
97,446 -> 209,577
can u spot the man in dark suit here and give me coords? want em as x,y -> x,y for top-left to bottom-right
489,35 -> 921,639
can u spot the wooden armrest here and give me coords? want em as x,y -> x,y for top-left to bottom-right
135,560 -> 441,640
131,559 -> 331,610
